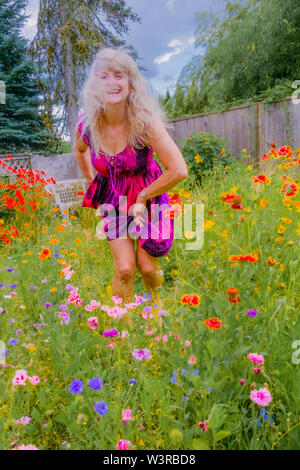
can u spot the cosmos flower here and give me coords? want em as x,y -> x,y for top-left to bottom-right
12,369 -> 27,385
16,444 -> 38,450
103,329 -> 119,338
87,317 -> 98,330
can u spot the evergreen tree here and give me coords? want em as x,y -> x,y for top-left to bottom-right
29,0 -> 142,147
0,0 -> 56,154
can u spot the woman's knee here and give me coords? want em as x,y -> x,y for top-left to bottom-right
115,262 -> 136,281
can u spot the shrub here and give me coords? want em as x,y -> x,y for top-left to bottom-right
181,131 -> 235,186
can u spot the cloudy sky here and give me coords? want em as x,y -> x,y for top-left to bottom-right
22,0 -> 225,97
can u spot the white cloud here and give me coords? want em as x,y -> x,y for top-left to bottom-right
154,36 -> 195,64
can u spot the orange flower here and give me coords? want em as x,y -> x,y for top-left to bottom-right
39,248 -> 51,260
229,254 -> 259,262
55,224 -> 65,232
221,148 -> 225,155
259,199 -> 269,209
204,317 -> 222,329
227,287 -> 240,297
268,257 -> 277,266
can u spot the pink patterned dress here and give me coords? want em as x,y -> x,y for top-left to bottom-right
77,113 -> 174,257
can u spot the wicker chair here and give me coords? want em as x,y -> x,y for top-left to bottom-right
45,179 -> 88,223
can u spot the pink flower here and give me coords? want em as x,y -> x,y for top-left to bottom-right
121,330 -> 128,338
253,366 -> 264,374
12,369 -> 27,385
90,300 -> 101,309
188,355 -> 197,365
103,329 -> 119,338
154,336 -> 161,342
185,340 -> 191,346
28,376 -> 40,385
107,340 -> 116,349
162,335 -> 168,342
117,439 -> 131,450
85,305 -> 94,312
132,349 -> 151,362
107,306 -> 127,319
15,416 -> 31,425
122,409 -> 133,424
112,296 -> 123,304
16,444 -> 38,450
250,387 -> 272,406
240,379 -> 245,385
87,316 -> 98,330
247,353 -> 264,364
197,421 -> 208,432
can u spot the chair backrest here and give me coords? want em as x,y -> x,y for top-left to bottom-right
44,179 -> 88,215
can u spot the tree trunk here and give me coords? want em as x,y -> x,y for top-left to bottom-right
58,0 -> 78,148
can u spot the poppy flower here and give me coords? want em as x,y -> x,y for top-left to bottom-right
39,248 -> 51,260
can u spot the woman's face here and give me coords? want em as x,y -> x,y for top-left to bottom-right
96,64 -> 130,106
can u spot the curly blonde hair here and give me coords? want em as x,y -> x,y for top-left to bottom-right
77,45 -> 173,156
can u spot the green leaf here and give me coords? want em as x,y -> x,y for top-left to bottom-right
208,404 -> 228,430
192,439 -> 210,450
214,430 -> 231,442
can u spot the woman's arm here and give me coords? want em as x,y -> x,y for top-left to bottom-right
136,116 -> 188,203
73,129 -> 95,183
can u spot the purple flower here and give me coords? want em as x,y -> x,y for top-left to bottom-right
16,330 -> 22,335
132,348 -> 152,362
59,304 -> 67,310
129,379 -> 137,385
9,339 -> 18,346
248,309 -> 258,317
10,284 -> 17,289
69,379 -> 83,395
7,268 -> 13,272
44,302 -> 52,308
93,401 -> 108,416
103,329 -> 119,338
88,377 -> 103,390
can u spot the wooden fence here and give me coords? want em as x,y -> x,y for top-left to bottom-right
168,96 -> 300,166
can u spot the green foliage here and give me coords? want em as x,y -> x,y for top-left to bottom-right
161,0 -> 300,118
0,0 -> 59,154
180,131 -> 235,186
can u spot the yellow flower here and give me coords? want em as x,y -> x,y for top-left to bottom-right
230,186 -> 238,194
275,237 -> 283,242
27,252 -> 33,256
221,230 -> 228,237
247,165 -> 253,171
22,260 -> 28,264
75,238 -> 82,244
210,243 -> 216,248
107,285 -> 112,296
225,165 -> 229,170
184,191 -> 190,198
50,288 -> 56,293
194,154 -> 202,164
28,345 -> 36,353
165,256 -> 170,262
231,263 -> 238,268
278,282 -> 286,289
204,220 -> 214,230
277,225 -> 286,234
70,252 -> 77,257
171,269 -> 178,275
193,261 -> 201,267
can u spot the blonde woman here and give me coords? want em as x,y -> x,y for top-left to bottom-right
73,46 -> 188,311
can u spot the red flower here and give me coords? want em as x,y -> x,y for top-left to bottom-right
204,317 -> 222,329
231,203 -> 243,210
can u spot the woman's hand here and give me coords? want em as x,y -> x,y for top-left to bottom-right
132,200 -> 147,228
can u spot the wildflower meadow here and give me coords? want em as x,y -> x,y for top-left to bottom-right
0,144 -> 299,450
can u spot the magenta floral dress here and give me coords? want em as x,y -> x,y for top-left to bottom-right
77,113 -> 174,257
